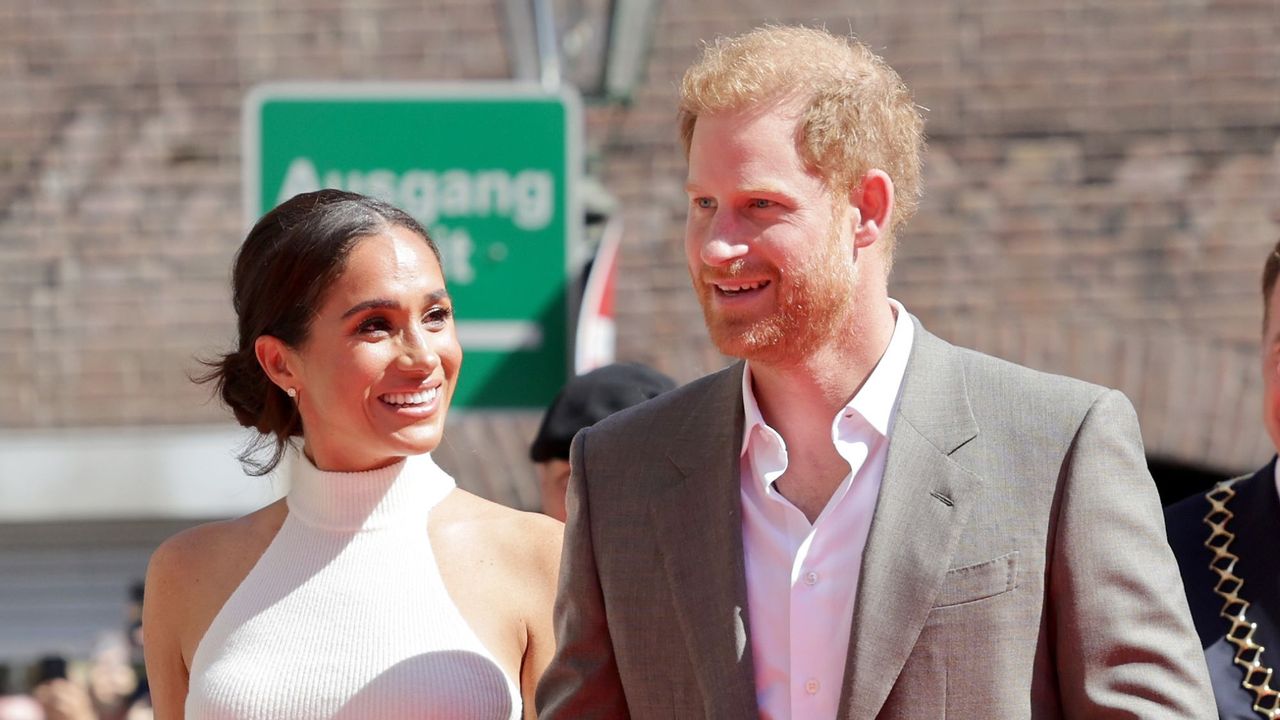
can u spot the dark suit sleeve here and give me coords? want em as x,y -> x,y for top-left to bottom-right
1048,389 -> 1216,717
535,426 -> 631,719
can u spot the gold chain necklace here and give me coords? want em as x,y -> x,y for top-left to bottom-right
1203,480 -> 1280,719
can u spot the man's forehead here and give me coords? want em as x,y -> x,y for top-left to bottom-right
687,111 -> 814,180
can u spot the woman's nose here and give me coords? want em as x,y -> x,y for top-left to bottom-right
396,328 -> 439,371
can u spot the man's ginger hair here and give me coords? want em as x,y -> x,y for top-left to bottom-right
678,25 -> 925,261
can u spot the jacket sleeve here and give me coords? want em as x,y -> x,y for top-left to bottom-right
1049,389 -> 1215,718
535,426 -> 631,719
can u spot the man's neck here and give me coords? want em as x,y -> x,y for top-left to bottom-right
750,299 -> 897,426
748,299 -> 897,522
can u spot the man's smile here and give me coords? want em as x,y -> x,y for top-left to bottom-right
714,279 -> 771,297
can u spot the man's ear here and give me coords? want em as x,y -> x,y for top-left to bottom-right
254,335 -> 302,394
849,169 -> 895,249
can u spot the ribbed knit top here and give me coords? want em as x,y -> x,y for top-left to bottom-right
186,452 -> 522,720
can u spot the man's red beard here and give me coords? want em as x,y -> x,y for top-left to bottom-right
693,228 -> 857,366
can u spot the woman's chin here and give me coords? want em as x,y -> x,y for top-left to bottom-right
384,425 -> 444,456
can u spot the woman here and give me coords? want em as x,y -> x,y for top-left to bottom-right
143,190 -> 562,719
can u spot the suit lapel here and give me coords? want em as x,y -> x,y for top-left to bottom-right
649,362 -> 760,719
838,323 -> 983,720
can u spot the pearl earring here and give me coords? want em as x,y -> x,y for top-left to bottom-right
286,387 -> 297,398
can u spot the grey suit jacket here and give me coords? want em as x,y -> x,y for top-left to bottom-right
536,320 -> 1215,719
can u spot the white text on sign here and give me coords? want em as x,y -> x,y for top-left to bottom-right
277,158 -> 556,231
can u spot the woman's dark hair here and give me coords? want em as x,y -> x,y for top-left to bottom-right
198,189 -> 440,476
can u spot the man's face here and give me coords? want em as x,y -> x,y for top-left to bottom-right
1262,285 -> 1280,451
683,100 -> 858,366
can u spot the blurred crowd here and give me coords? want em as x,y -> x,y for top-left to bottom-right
0,585 -> 151,720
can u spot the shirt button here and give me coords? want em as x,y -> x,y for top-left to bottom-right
805,679 -> 820,694
804,571 -> 819,586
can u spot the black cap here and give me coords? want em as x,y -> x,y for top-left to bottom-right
530,363 -> 677,462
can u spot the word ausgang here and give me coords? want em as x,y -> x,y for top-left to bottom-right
276,158 -> 556,231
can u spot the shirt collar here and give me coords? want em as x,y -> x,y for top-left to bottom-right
740,298 -> 915,456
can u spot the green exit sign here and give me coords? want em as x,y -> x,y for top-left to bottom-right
243,83 -> 581,409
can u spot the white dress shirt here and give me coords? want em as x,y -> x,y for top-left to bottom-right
740,299 -> 914,720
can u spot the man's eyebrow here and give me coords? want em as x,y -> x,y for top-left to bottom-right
341,290 -> 450,319
684,181 -> 790,197
739,183 -> 789,196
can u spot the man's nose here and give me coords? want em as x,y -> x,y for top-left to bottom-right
700,214 -> 750,267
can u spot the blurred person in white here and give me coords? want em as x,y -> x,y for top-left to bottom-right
0,695 -> 43,720
0,664 -> 44,720
143,190 -> 561,719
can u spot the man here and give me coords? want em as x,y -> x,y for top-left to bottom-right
530,363 -> 676,521
1165,242 -> 1280,719
536,25 -> 1214,719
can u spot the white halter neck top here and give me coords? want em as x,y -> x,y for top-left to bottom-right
186,453 -> 522,720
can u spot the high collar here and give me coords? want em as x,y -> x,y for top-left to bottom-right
286,452 -> 455,532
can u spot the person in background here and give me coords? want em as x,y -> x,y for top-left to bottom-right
1166,240 -> 1280,719
0,665 -> 44,720
143,190 -> 560,719
29,657 -> 92,720
0,695 -> 43,720
85,632 -> 149,720
529,363 -> 676,521
537,24 -> 1214,719
119,582 -> 149,718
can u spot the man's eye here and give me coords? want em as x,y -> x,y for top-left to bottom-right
693,197 -> 715,209
749,198 -> 775,209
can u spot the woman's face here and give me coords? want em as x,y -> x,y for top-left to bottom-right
286,225 -> 461,472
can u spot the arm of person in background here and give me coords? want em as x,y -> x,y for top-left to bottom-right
32,678 -> 96,720
534,428 -> 630,719
1049,389 -> 1215,717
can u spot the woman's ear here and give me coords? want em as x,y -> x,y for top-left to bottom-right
254,335 -> 302,395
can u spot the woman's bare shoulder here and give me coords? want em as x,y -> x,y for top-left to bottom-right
433,492 -> 562,582
145,500 -> 288,652
149,500 -> 288,583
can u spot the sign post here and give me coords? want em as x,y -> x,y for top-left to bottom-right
244,83 -> 580,409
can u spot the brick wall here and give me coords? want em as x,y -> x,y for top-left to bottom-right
2,0 -> 1277,487
608,0 -> 1280,473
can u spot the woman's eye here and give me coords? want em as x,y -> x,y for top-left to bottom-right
357,317 -> 391,335
424,307 -> 453,328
